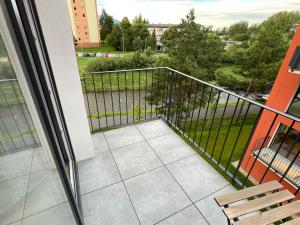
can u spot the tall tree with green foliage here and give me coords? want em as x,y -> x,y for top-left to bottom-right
99,9 -> 114,41
106,24 -> 122,51
149,31 -> 157,50
131,14 -> 150,49
162,9 -> 224,81
228,21 -> 249,41
132,36 -> 144,51
120,17 -> 132,51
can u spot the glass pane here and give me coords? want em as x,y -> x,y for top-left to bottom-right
288,87 -> 300,118
0,33 -> 76,224
270,124 -> 300,166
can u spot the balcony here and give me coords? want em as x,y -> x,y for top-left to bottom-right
80,119 -> 234,225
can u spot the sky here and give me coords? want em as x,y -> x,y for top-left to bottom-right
96,0 -> 300,28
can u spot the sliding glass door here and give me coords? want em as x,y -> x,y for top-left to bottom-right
0,1 -> 83,224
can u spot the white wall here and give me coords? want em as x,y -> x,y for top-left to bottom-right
34,0 -> 95,161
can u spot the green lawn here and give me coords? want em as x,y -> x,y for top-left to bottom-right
178,113 -> 258,175
82,71 -> 158,92
76,43 -> 132,54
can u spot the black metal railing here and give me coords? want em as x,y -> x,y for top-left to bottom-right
0,79 -> 39,154
81,67 -> 300,194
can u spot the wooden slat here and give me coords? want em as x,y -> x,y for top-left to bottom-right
224,190 -> 294,219
215,181 -> 283,206
282,217 -> 300,225
234,201 -> 300,225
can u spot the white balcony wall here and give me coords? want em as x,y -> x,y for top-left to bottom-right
34,0 -> 95,161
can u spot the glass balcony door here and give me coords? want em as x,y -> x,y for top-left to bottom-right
0,1 -> 83,224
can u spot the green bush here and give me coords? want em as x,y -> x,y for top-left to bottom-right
85,52 -> 170,73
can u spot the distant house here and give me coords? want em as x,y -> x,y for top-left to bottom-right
147,24 -> 174,50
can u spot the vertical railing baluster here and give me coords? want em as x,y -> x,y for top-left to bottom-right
225,102 -> 251,172
83,75 -> 93,132
192,84 -> 206,143
187,82 -> 200,138
92,73 -> 101,130
138,70 -> 141,121
117,72 -> 122,125
162,68 -> 167,116
100,73 -> 108,128
166,71 -> 174,123
144,70 -> 148,120
217,98 -> 241,165
211,93 -> 230,158
109,73 -> 115,127
170,73 -> 179,124
150,69 -> 154,118
155,69 -> 160,118
242,113 -> 279,187
198,87 -> 213,148
125,71 -> 128,124
174,76 -> 183,126
132,71 -> 135,122
204,91 -> 221,154
182,79 -> 194,132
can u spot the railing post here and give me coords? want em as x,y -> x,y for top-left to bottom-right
166,70 -> 174,124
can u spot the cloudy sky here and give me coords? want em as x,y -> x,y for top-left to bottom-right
96,0 -> 300,28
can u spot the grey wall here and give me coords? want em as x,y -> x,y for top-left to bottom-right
34,0 -> 95,161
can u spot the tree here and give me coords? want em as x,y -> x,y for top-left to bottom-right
132,36 -> 143,51
99,9 -> 114,41
106,24 -> 122,51
147,9 -> 224,124
131,14 -> 150,48
162,9 -> 224,81
120,17 -> 132,51
228,21 -> 249,41
149,31 -> 157,50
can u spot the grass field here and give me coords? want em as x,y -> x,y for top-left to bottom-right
82,71 -> 158,92
179,113 -> 258,173
76,43 -> 132,54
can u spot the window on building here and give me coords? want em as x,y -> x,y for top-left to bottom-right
73,0 -> 75,3
270,124 -> 300,166
74,7 -> 76,10
78,37 -> 81,41
287,86 -> 300,118
85,32 -> 88,35
83,14 -> 85,17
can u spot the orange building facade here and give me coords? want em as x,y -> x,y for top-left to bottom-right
240,25 -> 300,199
67,0 -> 100,48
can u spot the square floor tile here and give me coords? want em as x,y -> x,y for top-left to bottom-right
112,141 -> 162,179
78,151 -> 121,194
0,150 -> 33,182
92,133 -> 109,153
31,148 -> 53,173
156,205 -> 208,225
82,182 -> 140,225
148,133 -> 195,164
125,167 -> 191,225
104,126 -> 144,149
24,170 -> 66,217
0,176 -> 28,225
167,155 -> 229,202
136,120 -> 172,139
195,185 -> 235,225
22,202 -> 76,225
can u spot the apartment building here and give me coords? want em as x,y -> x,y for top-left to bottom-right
147,24 -> 173,41
67,0 -> 100,48
241,25 -> 300,196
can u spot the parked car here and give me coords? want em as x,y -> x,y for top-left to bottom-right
82,52 -> 90,57
88,53 -> 95,57
95,52 -> 102,57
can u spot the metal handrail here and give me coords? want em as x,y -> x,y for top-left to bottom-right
83,67 -> 300,123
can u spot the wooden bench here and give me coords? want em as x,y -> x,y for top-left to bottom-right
214,181 -> 300,225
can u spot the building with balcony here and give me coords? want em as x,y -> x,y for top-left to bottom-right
66,0 -> 100,48
147,24 -> 173,41
240,27 -> 300,196
0,1 -> 300,225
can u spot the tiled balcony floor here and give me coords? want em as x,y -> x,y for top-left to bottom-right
80,119 -> 236,225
